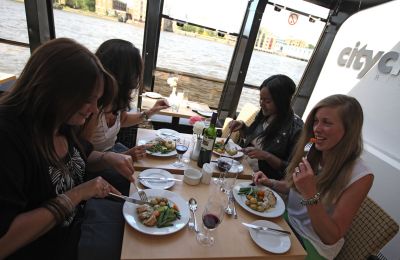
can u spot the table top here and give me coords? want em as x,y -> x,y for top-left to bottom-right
134,128 -> 253,179
120,174 -> 306,260
141,95 -> 212,119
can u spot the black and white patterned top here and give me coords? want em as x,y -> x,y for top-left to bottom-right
48,146 -> 85,226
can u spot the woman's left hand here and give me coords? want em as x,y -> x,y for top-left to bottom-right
292,157 -> 317,198
103,152 -> 135,182
244,147 -> 268,160
125,145 -> 147,161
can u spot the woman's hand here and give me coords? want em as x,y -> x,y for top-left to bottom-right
148,99 -> 170,116
103,152 -> 135,182
69,176 -> 120,202
292,157 -> 318,198
228,120 -> 244,132
252,171 -> 274,187
243,147 -> 268,160
125,145 -> 147,161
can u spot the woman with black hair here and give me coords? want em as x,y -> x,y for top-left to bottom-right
229,74 -> 303,180
84,39 -> 169,158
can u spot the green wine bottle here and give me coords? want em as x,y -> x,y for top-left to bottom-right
197,112 -> 218,168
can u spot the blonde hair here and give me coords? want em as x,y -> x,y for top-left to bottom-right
286,94 -> 364,204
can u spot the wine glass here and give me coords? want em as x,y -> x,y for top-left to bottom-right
221,169 -> 238,215
213,156 -> 233,185
173,138 -> 189,167
196,196 -> 225,246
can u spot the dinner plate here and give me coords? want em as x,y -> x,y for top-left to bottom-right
247,220 -> 291,254
233,182 -> 285,218
144,92 -> 163,99
139,169 -> 175,190
123,189 -> 190,235
156,128 -> 179,141
213,138 -> 244,159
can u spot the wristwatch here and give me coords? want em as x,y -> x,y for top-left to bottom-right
140,111 -> 149,120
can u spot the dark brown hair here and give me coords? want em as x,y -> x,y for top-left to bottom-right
0,38 -> 116,167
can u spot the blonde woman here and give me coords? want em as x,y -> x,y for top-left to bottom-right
253,94 -> 374,259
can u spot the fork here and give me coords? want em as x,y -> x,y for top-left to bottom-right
304,137 -> 316,159
133,181 -> 148,202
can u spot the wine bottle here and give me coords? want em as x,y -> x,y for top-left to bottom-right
197,112 -> 218,168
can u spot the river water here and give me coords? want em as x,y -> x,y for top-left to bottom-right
0,0 -> 307,108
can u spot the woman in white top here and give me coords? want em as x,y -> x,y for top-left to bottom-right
84,39 -> 169,159
253,94 -> 374,259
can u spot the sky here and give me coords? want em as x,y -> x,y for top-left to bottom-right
163,0 -> 329,44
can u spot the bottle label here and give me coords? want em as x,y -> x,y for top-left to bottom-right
201,136 -> 215,150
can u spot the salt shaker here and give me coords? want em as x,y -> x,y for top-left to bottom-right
201,163 -> 214,184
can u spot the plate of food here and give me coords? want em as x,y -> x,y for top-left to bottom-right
144,92 -> 163,99
123,189 -> 190,235
213,138 -> 244,159
156,128 -> 179,140
139,169 -> 175,190
233,182 -> 285,218
247,220 -> 291,254
195,110 -> 213,118
146,138 -> 177,157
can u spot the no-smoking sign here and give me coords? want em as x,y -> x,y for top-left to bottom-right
288,13 -> 298,25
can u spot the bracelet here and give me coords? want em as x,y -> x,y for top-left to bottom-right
42,194 -> 75,224
140,111 -> 149,121
300,192 -> 321,206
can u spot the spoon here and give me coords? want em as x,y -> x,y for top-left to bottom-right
188,198 -> 199,233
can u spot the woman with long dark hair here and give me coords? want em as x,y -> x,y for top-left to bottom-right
229,74 -> 303,180
0,38 -> 130,259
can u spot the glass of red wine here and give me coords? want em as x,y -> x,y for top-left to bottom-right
196,196 -> 225,246
173,138 -> 189,168
213,156 -> 233,185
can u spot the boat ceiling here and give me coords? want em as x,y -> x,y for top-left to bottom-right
305,0 -> 393,11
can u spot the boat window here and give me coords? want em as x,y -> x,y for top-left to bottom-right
238,1 -> 328,111
0,0 -> 30,75
154,0 -> 248,109
53,0 -> 146,54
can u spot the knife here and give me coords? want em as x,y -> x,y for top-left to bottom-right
242,222 -> 291,236
108,192 -> 152,205
138,176 -> 182,182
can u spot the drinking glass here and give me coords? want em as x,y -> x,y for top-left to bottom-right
173,138 -> 189,167
221,170 -> 238,214
196,196 -> 225,246
213,157 -> 233,185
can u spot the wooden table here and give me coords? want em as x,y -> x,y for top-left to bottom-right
134,128 -> 253,179
120,174 -> 306,260
0,72 -> 16,92
141,96 -> 213,124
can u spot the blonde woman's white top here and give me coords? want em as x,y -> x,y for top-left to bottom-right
287,158 -> 372,260
90,111 -> 121,152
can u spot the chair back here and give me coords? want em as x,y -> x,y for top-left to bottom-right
336,197 -> 399,259
221,103 -> 259,143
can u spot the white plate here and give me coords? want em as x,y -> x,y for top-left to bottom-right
123,189 -> 190,235
233,182 -> 285,218
213,138 -> 244,159
156,128 -> 179,141
196,110 -> 213,117
144,92 -> 163,99
212,159 -> 243,174
139,169 -> 175,190
247,220 -> 291,254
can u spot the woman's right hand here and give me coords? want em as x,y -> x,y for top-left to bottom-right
125,145 -> 147,161
228,120 -> 243,132
70,176 -> 120,202
252,171 -> 275,187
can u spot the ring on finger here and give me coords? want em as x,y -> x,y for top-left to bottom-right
295,167 -> 300,176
